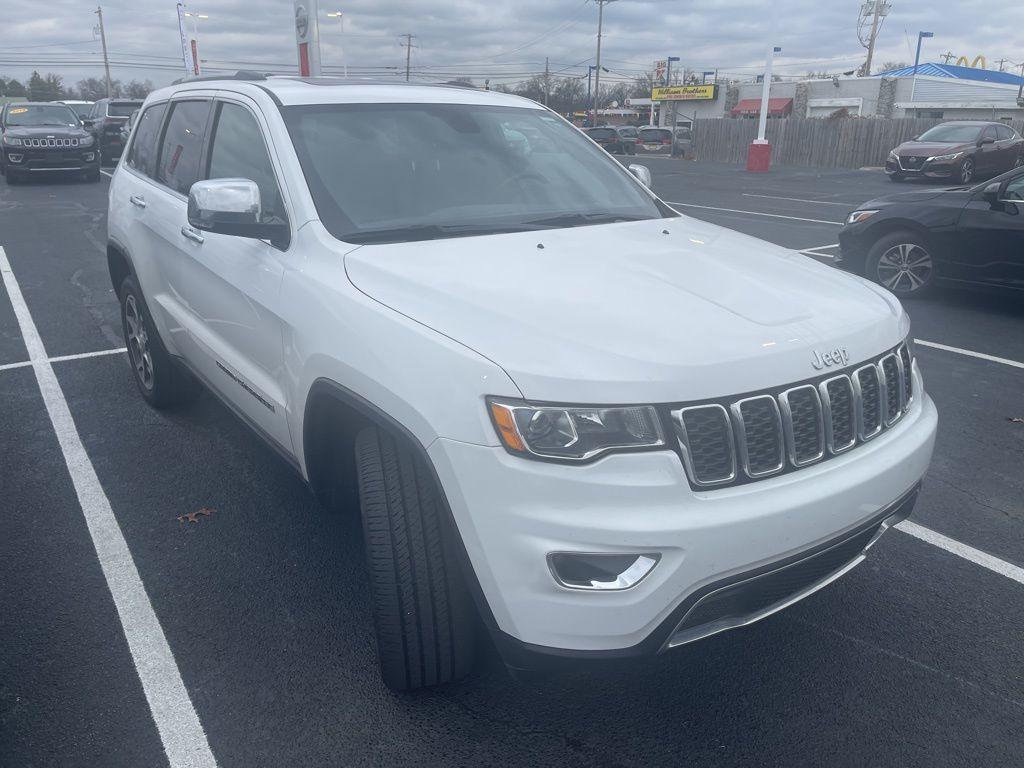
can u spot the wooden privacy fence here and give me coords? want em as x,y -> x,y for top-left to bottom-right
689,117 -> 1024,169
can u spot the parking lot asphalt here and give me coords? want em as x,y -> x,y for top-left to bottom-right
1,163 -> 1022,768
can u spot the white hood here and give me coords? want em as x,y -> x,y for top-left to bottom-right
344,216 -> 907,403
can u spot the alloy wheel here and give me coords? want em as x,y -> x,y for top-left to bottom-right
124,294 -> 154,390
960,159 -> 974,184
1015,154 -> 1023,169
876,243 -> 933,294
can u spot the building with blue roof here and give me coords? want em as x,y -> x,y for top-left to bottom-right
874,63 -> 1024,87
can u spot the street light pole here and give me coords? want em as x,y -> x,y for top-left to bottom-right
913,31 -> 934,76
327,11 -> 347,77
756,46 -> 780,143
592,0 -> 616,127
664,55 -> 679,127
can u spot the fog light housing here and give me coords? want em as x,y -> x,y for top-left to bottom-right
548,552 -> 659,591
83,152 -> 95,161
8,154 -> 23,163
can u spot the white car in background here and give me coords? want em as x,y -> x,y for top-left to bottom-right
106,74 -> 937,691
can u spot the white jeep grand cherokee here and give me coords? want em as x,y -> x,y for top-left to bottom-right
107,74 -> 937,691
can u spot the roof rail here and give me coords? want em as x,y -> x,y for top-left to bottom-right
171,70 -> 270,85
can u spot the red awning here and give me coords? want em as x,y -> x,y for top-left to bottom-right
731,98 -> 793,117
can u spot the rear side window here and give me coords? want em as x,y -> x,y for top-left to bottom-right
995,124 -> 1014,140
206,102 -> 285,224
157,100 -> 211,195
126,103 -> 167,180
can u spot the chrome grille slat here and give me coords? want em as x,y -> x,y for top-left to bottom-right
23,137 -> 79,148
673,346 -> 914,490
731,395 -> 785,478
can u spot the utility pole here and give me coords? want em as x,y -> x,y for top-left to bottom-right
996,58 -> 1007,72
95,6 -> 112,98
544,57 -> 550,106
862,0 -> 882,76
940,51 -> 955,64
592,0 -> 616,126
401,33 -> 415,81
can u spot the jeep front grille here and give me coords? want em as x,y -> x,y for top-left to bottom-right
23,137 -> 80,148
671,343 -> 914,489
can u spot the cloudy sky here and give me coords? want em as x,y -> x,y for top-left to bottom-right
2,0 -> 1023,90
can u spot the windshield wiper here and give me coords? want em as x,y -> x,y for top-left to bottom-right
345,222 -> 536,244
523,212 -> 653,228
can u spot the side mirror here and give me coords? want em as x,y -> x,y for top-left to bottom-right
188,178 -> 289,248
81,118 -> 95,129
627,163 -> 652,188
979,136 -> 995,146
982,182 -> 1002,206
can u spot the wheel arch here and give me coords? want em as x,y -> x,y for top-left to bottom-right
107,238 -> 137,295
862,218 -> 946,260
300,377 -> 502,634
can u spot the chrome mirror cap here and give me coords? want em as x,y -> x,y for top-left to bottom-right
627,163 -> 652,188
187,178 -> 262,231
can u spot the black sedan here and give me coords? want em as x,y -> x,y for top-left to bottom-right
584,127 -> 629,154
838,167 -> 1024,297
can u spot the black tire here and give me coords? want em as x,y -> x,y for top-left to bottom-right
888,173 -> 905,183
354,427 -> 477,691
5,169 -> 21,185
865,230 -> 935,298
958,157 -> 975,184
119,275 -> 198,408
84,168 -> 101,182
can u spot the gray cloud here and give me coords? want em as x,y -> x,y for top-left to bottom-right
1,0 -> 1021,89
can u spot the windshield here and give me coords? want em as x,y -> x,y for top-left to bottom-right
66,103 -> 93,117
4,104 -> 79,128
640,128 -> 672,142
284,103 -> 669,244
108,102 -> 140,117
916,124 -> 983,143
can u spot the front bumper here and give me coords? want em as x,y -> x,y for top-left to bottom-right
429,382 -> 937,658
4,147 -> 99,173
885,157 -> 958,178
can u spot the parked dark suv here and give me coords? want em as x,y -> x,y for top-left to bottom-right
86,98 -> 143,163
1,102 -> 100,183
886,121 -> 1024,184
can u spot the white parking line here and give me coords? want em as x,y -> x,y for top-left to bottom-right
669,201 -> 844,226
915,339 -> 1024,370
800,243 -> 841,254
896,521 -> 1024,585
0,347 -> 126,373
100,169 -> 113,178
743,193 -> 853,207
0,247 -> 217,768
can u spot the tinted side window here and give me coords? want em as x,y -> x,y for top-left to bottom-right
157,100 -> 211,195
126,103 -> 167,179
982,125 -> 997,140
206,102 -> 284,223
996,124 -> 1014,140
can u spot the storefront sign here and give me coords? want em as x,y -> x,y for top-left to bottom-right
651,84 -> 719,101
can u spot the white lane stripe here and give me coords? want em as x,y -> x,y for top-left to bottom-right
743,193 -> 853,207
668,201 -> 843,226
914,339 -> 1024,370
800,251 -> 837,260
0,347 -> 127,373
50,347 -> 127,363
0,247 -> 217,768
896,521 -> 1024,585
800,243 -> 841,254
100,169 -> 113,178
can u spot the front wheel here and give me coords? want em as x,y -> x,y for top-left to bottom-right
354,427 -> 477,691
959,157 -> 975,184
888,173 -> 905,183
865,231 -> 936,298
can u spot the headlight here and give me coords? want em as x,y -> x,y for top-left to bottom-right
847,210 -> 879,224
488,399 -> 665,461
2,136 -> 22,146
888,149 -> 898,160
927,151 -> 963,162
78,134 -> 94,147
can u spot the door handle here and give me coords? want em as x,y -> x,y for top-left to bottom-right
180,225 -> 205,244
129,195 -> 146,208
